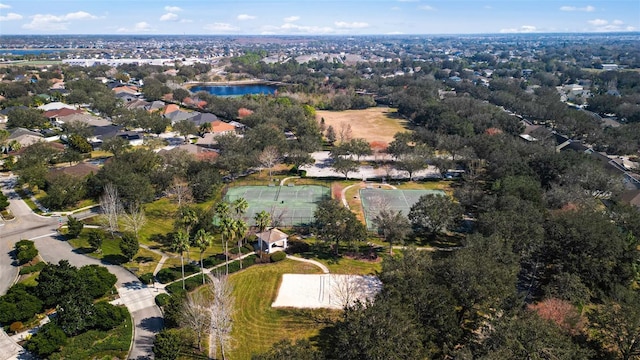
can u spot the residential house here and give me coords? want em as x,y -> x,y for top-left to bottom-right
37,102 -> 76,112
7,127 -> 44,149
158,144 -> 219,162
211,120 -> 236,136
48,162 -> 100,179
190,112 -> 218,127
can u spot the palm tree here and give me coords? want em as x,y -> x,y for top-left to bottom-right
254,210 -> 271,233
220,217 -> 237,275
254,211 -> 271,259
232,198 -> 248,221
194,229 -> 213,284
199,122 -> 211,135
172,230 -> 191,290
235,219 -> 248,269
176,206 -> 199,261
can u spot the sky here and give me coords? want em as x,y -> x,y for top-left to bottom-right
0,0 -> 638,35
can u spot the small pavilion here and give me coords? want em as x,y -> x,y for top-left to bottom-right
256,228 -> 288,254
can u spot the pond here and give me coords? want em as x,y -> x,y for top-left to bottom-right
190,84 -> 277,96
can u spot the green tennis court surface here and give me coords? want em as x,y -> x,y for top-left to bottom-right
225,185 -> 330,226
360,189 -> 446,230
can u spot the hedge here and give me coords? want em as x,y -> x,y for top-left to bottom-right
166,275 -> 210,295
156,263 -> 199,284
20,262 -> 46,275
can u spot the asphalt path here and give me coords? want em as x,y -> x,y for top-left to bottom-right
0,173 -> 162,360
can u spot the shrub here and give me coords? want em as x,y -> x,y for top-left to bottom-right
285,239 -> 311,254
139,272 -> 155,285
9,321 -> 23,333
166,275 -> 209,295
66,216 -> 83,239
91,302 -> 128,331
19,261 -> 46,275
156,268 -> 179,284
270,251 -> 287,262
202,254 -> 225,268
0,284 -> 43,324
87,229 -> 104,251
155,293 -> 172,307
15,240 -> 38,265
119,233 -> 139,261
24,322 -> 67,358
78,264 -> 117,299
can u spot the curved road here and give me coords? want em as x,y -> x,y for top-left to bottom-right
0,174 -> 162,360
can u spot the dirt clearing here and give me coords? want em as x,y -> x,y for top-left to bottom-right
317,107 -> 409,146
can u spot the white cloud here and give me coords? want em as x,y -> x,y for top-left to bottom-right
284,16 -> 300,22
204,22 -> 239,32
117,21 -> 153,33
560,5 -> 595,12
237,14 -> 256,21
588,18 -> 608,26
500,25 -> 537,33
22,11 -> 98,30
588,19 -> 635,32
0,3 -> 11,9
484,5 -> 492,9
419,5 -> 435,11
264,23 -> 335,34
391,6 -> 401,11
334,21 -> 369,29
160,12 -> 178,21
164,6 -> 182,12
64,11 -> 97,20
0,12 -> 22,21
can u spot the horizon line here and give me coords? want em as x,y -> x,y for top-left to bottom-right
1,31 -> 639,37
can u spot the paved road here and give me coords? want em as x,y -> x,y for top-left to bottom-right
0,173 -> 162,360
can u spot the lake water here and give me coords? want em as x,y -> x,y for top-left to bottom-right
0,49 -> 67,55
190,84 -> 277,96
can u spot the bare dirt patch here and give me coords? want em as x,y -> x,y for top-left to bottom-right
317,107 -> 409,146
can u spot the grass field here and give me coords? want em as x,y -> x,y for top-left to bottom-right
228,260 -> 332,360
316,106 -> 409,146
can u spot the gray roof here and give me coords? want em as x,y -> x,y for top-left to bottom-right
165,110 -> 197,123
8,127 -> 43,140
190,112 -> 218,126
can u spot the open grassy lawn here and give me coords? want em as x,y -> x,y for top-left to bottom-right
138,198 -> 178,247
50,311 -> 132,360
316,107 -> 409,146
68,231 -> 160,276
318,256 -> 382,275
227,259 -> 332,360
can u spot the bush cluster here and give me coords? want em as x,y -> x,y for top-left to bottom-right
270,251 -> 287,262
285,239 -> 311,254
15,239 -> 38,265
155,293 -> 172,307
138,272 -> 155,285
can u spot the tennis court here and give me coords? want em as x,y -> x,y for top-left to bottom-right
225,185 -> 330,226
360,189 -> 446,230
